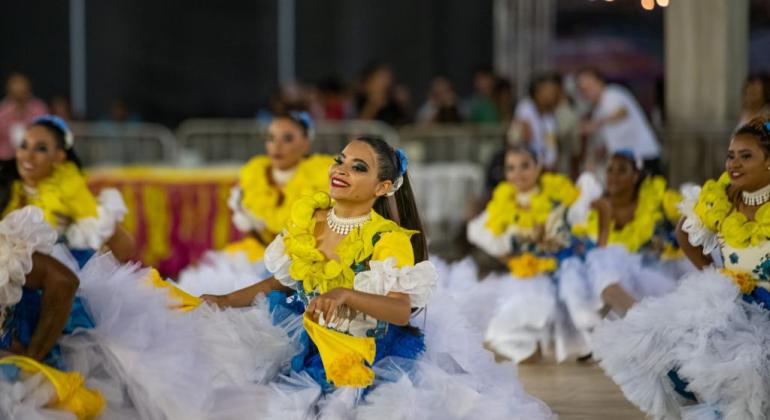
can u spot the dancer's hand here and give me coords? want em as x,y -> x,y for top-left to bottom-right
307,288 -> 349,324
201,294 -> 230,308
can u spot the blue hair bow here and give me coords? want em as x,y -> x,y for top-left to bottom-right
764,121 -> 770,132
395,148 -> 408,176
289,111 -> 315,131
34,115 -> 70,135
33,115 -> 74,149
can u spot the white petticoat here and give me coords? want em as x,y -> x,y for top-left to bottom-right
586,245 -> 687,305
176,250 -> 270,297
438,256 -> 599,363
1,248 -> 264,419
593,268 -> 770,419
190,286 -> 554,419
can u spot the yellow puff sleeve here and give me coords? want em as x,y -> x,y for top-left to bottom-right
371,231 -> 415,268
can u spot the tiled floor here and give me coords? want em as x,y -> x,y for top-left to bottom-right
518,361 -> 645,420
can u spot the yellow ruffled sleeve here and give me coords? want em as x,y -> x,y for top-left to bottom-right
371,230 -> 415,268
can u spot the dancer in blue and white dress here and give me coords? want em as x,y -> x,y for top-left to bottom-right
453,145 -> 607,364
200,136 -> 554,419
594,116 -> 770,419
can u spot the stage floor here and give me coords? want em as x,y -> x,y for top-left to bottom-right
518,361 -> 644,420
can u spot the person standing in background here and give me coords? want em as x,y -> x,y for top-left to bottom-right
576,67 -> 662,175
416,76 -> 463,124
0,73 -> 49,159
738,74 -> 770,127
465,66 -> 500,123
510,72 -> 563,171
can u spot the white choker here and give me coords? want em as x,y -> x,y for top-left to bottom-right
742,183 -> 770,206
271,166 -> 298,186
326,207 -> 371,235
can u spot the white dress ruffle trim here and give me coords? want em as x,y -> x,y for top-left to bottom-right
466,211 -> 512,258
567,172 -> 603,227
593,268 -> 770,419
65,188 -> 128,250
0,207 -> 57,307
353,257 -> 438,309
678,184 -> 719,255
228,186 -> 267,233
264,233 -> 295,288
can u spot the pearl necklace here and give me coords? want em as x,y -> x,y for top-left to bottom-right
742,183 -> 770,206
326,207 -> 371,235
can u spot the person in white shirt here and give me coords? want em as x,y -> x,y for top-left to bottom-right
577,67 -> 662,175
511,72 -> 562,170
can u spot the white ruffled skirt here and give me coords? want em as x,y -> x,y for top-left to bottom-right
593,268 -> 770,419
1,248 -> 263,419
436,255 -> 600,363
585,245 -> 690,305
176,250 -> 270,297
190,287 -> 554,420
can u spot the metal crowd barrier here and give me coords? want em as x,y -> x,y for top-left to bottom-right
397,123 -> 505,165
71,122 -> 177,167
175,119 -> 400,164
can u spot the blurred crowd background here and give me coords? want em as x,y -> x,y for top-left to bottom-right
2,0 -> 770,268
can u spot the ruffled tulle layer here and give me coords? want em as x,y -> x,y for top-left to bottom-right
437,256 -> 597,363
593,268 -> 770,419
1,248 -> 266,419
176,250 -> 270,297
190,284 -> 553,419
585,245 -> 686,304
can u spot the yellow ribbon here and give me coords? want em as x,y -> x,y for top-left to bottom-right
0,356 -> 105,419
303,314 -> 376,388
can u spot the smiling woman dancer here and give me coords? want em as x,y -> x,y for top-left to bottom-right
579,150 -> 693,317
201,136 -> 552,419
177,112 -> 334,297
594,116 -> 770,419
0,115 -> 133,265
460,145 -> 608,364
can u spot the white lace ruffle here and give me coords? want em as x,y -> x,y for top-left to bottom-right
353,257 -> 438,309
466,211 -> 513,257
228,186 -> 267,233
264,233 -> 296,288
0,207 -> 58,307
65,188 -> 128,250
567,172 -> 603,227
678,184 -> 719,255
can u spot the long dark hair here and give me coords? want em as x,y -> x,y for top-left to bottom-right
0,159 -> 19,212
735,116 -> 770,155
29,118 -> 83,169
353,135 -> 428,263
